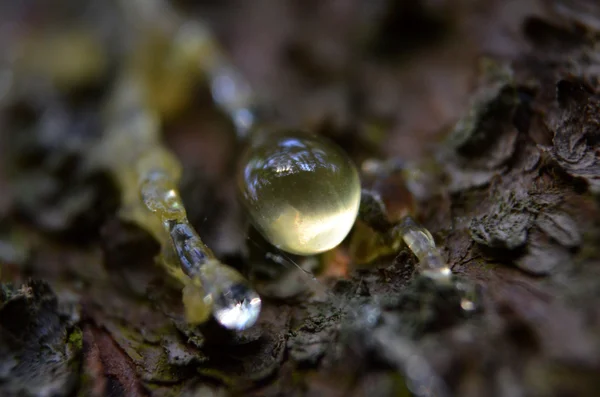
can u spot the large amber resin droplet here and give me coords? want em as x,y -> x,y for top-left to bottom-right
238,130 -> 361,255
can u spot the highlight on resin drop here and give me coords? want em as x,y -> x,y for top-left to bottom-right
238,130 -> 361,256
212,282 -> 262,331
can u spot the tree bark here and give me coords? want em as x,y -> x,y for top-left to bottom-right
1,1 -> 600,396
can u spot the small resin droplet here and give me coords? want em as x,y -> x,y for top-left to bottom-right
238,130 -> 361,255
397,217 -> 452,283
197,262 -> 261,330
212,283 -> 262,330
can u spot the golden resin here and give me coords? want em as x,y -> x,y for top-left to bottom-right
238,131 -> 361,255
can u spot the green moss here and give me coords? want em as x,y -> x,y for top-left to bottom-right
143,382 -> 185,397
197,368 -> 236,387
390,372 -> 412,397
67,327 -> 83,351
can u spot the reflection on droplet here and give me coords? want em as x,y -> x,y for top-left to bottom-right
233,108 -> 255,136
460,298 -> 475,311
455,279 -> 478,313
212,283 -> 262,330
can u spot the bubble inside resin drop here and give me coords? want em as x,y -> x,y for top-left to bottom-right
238,130 -> 361,255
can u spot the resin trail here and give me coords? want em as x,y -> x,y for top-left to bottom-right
95,0 -> 262,330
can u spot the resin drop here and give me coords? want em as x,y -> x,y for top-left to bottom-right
238,130 -> 361,255
212,283 -> 262,330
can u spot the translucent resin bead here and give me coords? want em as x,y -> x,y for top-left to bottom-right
238,130 -> 361,255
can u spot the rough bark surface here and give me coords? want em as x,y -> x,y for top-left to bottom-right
1,1 -> 600,396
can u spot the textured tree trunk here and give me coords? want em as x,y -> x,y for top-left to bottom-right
1,1 -> 600,396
